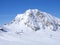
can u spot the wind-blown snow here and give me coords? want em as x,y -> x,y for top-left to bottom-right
0,9 -> 60,45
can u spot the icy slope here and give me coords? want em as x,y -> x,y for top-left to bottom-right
0,9 -> 60,45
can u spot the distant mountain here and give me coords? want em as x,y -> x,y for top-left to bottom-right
0,9 -> 60,45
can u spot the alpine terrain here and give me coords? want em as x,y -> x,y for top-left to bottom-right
0,9 -> 60,45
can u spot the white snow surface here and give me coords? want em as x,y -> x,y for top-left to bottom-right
0,9 -> 60,45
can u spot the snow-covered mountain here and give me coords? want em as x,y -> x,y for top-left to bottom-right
0,9 -> 60,45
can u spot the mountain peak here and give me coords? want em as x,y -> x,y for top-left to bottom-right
2,9 -> 59,32
25,9 -> 41,16
25,9 -> 40,13
0,9 -> 60,32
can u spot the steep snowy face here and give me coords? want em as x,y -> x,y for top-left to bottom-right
12,9 -> 60,31
1,9 -> 60,32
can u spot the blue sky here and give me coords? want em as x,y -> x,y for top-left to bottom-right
0,0 -> 60,25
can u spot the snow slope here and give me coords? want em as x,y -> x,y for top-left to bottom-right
0,9 -> 60,45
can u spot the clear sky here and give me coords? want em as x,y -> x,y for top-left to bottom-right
0,0 -> 60,25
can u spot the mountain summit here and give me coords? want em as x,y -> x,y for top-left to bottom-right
0,9 -> 60,45
2,9 -> 60,31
